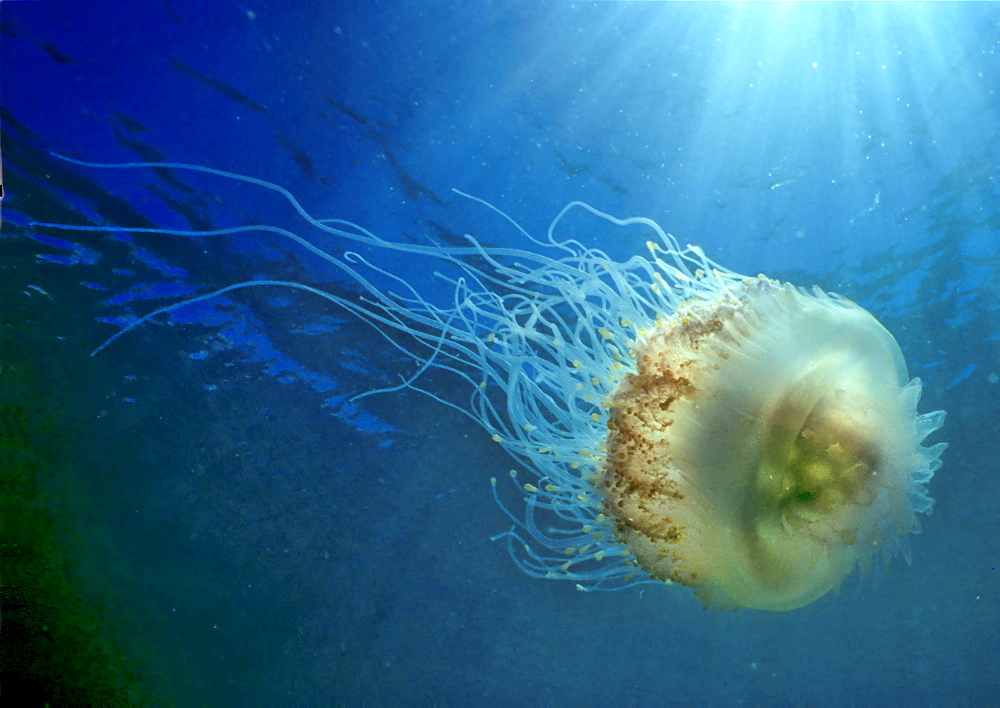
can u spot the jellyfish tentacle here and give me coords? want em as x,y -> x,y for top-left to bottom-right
40,157 -> 946,608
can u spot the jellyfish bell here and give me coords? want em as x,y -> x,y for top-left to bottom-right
602,276 -> 945,610
38,156 -> 946,611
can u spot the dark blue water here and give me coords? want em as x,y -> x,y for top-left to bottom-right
3,1 -> 997,704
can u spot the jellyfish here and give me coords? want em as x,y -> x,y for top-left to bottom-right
38,156 -> 946,611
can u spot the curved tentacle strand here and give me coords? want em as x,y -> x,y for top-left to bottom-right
38,158 -> 946,609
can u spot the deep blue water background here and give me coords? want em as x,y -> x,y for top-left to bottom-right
2,1 -> 997,704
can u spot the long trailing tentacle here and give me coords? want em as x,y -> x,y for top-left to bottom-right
36,155 -> 749,592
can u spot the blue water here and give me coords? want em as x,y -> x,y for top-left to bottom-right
3,1 -> 997,704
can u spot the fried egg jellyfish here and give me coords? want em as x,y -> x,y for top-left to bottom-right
40,156 -> 946,611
